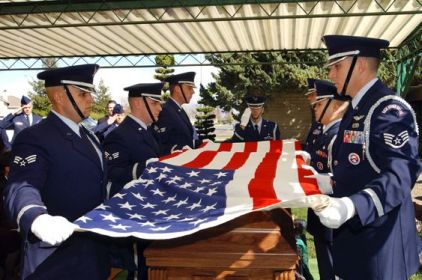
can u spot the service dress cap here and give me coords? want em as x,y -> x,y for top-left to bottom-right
124,83 -> 164,101
245,96 -> 266,107
112,104 -> 124,115
21,95 -> 32,105
322,35 -> 389,67
37,64 -> 99,90
165,72 -> 196,88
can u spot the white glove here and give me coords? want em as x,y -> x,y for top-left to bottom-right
240,108 -> 251,128
31,214 -> 77,246
313,197 -> 356,229
302,165 -> 333,194
296,150 -> 311,165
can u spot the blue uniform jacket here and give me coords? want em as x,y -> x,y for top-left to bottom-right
93,121 -> 118,143
103,116 -> 160,197
307,120 -> 340,242
155,98 -> 200,155
0,128 -> 11,151
0,113 -> 42,143
330,80 -> 421,279
3,112 -> 110,279
230,119 -> 281,142
304,121 -> 323,154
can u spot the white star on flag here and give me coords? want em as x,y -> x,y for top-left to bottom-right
187,170 -> 199,177
127,213 -> 145,220
214,171 -> 227,178
161,166 -> 173,173
76,216 -> 92,223
151,188 -> 165,197
162,195 -> 177,204
119,202 -> 135,210
131,192 -> 146,201
101,213 -> 120,223
147,167 -> 158,173
111,224 -> 131,230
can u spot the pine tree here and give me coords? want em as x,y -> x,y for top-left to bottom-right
91,79 -> 112,120
194,105 -> 216,141
28,58 -> 58,116
154,55 -> 175,100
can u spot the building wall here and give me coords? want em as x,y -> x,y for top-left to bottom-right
264,90 -> 313,143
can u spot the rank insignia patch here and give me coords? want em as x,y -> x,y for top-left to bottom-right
13,155 -> 37,166
383,131 -> 409,149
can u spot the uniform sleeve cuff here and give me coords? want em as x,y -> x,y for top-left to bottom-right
19,206 -> 47,236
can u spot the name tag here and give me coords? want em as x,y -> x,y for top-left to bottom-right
343,130 -> 364,144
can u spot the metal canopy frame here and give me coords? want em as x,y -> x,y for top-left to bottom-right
0,0 -> 420,29
0,0 -> 420,95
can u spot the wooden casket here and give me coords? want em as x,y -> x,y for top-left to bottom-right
144,208 -> 298,280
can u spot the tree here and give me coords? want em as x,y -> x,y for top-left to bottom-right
154,55 -> 175,100
194,105 -> 216,141
199,51 -> 328,119
91,79 -> 112,120
28,58 -> 58,116
199,50 -> 400,120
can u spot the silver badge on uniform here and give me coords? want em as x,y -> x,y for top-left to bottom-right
105,151 -> 119,160
353,115 -> 365,121
383,131 -> 409,149
317,162 -> 324,170
348,153 -> 360,165
13,155 -> 37,166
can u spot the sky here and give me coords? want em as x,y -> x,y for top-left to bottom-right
0,65 -> 219,105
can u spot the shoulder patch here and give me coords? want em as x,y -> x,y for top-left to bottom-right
381,103 -> 405,116
13,155 -> 37,166
105,151 -> 119,160
383,131 -> 409,149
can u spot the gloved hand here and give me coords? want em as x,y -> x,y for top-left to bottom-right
302,165 -> 333,194
296,150 -> 311,165
31,214 -> 77,246
313,197 -> 356,229
240,108 -> 251,128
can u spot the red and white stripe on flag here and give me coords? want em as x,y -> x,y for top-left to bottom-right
160,139 -> 320,211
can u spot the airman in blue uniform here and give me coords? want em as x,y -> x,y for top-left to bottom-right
103,82 -> 164,280
0,95 -> 42,144
94,103 -> 125,143
307,80 -> 349,280
230,96 -> 281,142
303,78 -> 323,154
155,72 -> 201,155
2,64 -> 111,279
312,35 -> 421,279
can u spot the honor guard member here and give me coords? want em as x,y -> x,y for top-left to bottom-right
155,72 -> 201,155
306,80 -> 349,280
310,35 -> 422,279
3,64 -> 111,279
94,103 -> 125,143
0,95 -> 42,143
303,78 -> 323,154
103,82 -> 164,280
230,95 -> 280,142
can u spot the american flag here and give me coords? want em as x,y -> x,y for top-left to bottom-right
74,139 -> 319,239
